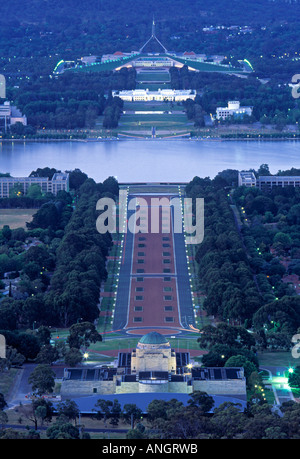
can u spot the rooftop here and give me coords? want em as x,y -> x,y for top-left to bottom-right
139,331 -> 169,345
259,175 -> 300,181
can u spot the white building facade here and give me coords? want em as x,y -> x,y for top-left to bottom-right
112,88 -> 196,102
0,75 -> 6,99
0,101 -> 27,131
216,101 -> 253,120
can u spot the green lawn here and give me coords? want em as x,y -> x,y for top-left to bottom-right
169,55 -> 244,73
121,113 -> 187,123
0,209 -> 36,229
136,83 -> 171,90
128,185 -> 179,194
136,72 -> 171,82
118,113 -> 189,133
89,336 -> 202,353
50,331 -> 203,353
258,351 -> 299,368
100,297 -> 114,311
123,101 -> 182,112
67,55 -> 138,73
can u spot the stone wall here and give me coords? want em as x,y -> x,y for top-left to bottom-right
168,382 -> 192,394
192,379 -> 246,395
60,378 -> 246,397
138,381 -> 169,393
115,382 -> 139,394
60,380 -> 116,396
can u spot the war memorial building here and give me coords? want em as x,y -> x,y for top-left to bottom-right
61,332 -> 247,400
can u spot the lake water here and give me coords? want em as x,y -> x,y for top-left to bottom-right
0,140 -> 299,182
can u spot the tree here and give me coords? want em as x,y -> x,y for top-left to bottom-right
215,169 -> 238,187
64,348 -> 83,367
257,164 -> 271,176
211,402 -> 246,439
288,366 -> 300,390
147,399 -> 168,423
14,333 -> 41,361
56,400 -> 80,426
122,404 -> 143,429
28,203 -> 60,230
187,391 -> 215,414
36,345 -> 59,365
198,323 -> 255,350
225,355 -> 257,382
67,322 -> 101,351
200,343 -> 259,368
0,428 -> 40,439
46,415 -> 80,439
36,326 -> 51,346
28,364 -> 55,395
273,232 -> 292,250
253,296 -> 300,334
68,169 -> 88,191
126,425 -> 148,439
102,176 -> 119,196
30,167 -> 58,179
0,411 -> 8,431
9,183 -> 24,198
18,398 -> 53,430
0,394 -> 7,411
94,399 -> 121,427
10,121 -> 26,135
26,184 -> 43,199
2,225 -> 12,241
0,346 -> 25,371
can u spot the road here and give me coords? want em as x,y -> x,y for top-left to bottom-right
6,364 -> 36,409
261,366 -> 296,413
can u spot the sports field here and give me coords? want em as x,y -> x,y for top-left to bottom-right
0,209 -> 36,229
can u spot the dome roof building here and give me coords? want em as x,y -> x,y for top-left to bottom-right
137,332 -> 170,349
131,332 -> 176,374
61,330 -> 247,401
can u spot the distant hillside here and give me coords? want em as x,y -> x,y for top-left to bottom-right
1,0 -> 300,80
2,0 -> 300,28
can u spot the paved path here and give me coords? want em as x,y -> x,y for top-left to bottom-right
112,190 -> 195,334
261,366 -> 296,413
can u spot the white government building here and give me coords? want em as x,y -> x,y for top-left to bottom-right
112,88 -> 196,102
0,74 -> 5,99
0,101 -> 27,132
216,101 -> 253,120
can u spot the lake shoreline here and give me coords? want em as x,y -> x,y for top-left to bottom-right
0,137 -> 300,143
